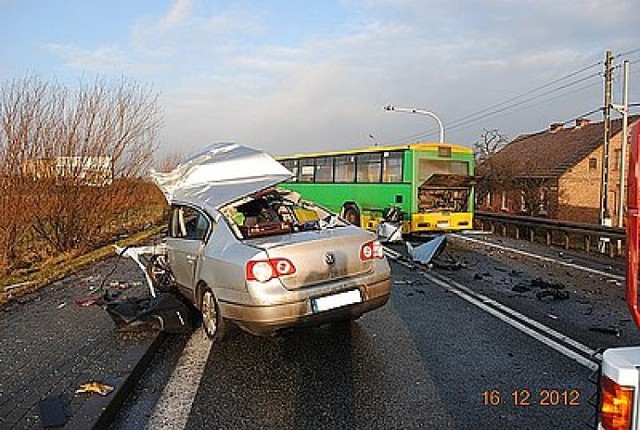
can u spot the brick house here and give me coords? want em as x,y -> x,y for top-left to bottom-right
476,116 -> 640,224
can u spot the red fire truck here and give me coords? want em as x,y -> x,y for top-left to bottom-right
599,122 -> 640,429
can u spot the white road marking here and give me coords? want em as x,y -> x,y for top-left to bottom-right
384,247 -> 600,371
146,328 -> 213,430
451,233 -> 624,281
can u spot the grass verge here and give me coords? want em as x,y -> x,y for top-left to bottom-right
0,225 -> 165,306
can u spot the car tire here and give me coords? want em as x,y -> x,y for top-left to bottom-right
343,204 -> 360,226
201,288 -> 226,342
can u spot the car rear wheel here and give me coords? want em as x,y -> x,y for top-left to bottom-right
201,289 -> 226,341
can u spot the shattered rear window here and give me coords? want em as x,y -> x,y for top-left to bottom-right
222,190 -> 345,239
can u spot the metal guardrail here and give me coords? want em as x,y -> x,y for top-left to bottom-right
474,211 -> 626,257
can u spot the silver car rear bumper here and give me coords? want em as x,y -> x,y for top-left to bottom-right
219,277 -> 391,335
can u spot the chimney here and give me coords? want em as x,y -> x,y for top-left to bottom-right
575,118 -> 590,128
549,123 -> 563,133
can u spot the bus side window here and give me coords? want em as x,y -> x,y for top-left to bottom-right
282,159 -> 299,182
299,159 -> 315,182
382,151 -> 403,183
356,153 -> 382,183
335,155 -> 355,182
315,156 -> 334,182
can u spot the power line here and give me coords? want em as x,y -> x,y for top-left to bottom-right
441,61 -> 603,129
618,47 -> 640,57
393,72 -> 602,143
386,57 -> 604,145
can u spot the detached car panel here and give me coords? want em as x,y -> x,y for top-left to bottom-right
124,143 -> 392,338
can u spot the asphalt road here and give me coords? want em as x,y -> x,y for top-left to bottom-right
113,249 -> 603,430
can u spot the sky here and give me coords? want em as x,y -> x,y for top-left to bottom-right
1,0 -> 639,159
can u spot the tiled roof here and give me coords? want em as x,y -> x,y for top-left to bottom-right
483,116 -> 640,178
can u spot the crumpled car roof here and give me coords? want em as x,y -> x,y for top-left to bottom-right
151,142 -> 293,210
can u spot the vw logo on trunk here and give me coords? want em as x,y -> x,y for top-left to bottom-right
324,252 -> 336,266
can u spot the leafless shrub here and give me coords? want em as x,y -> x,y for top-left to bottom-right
156,151 -> 184,173
0,74 -> 164,270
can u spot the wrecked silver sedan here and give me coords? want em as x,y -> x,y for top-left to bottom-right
131,143 -> 391,340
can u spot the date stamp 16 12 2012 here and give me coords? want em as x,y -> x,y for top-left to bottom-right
482,389 -> 581,407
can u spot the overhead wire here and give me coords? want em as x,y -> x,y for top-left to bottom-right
618,47 -> 640,57
385,56 -> 605,145
392,71 -> 603,143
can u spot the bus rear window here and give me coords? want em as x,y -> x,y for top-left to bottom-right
418,159 -> 468,181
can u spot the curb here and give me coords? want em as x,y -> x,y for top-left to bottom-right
65,331 -> 166,429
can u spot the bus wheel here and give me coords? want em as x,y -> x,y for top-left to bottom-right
343,204 -> 361,226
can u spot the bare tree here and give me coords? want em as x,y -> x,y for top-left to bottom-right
474,129 -> 511,207
474,128 -> 509,165
155,150 -> 184,173
0,74 -> 164,269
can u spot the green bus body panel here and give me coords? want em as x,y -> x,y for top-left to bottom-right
279,182 -> 413,216
277,144 -> 475,230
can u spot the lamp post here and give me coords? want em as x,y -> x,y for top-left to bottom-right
384,105 -> 445,143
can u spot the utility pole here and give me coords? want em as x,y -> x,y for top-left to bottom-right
599,50 -> 613,227
615,60 -> 630,228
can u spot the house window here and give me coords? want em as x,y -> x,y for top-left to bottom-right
589,158 -> 597,170
539,188 -> 549,215
501,192 -> 508,211
486,192 -> 491,208
520,191 -> 527,212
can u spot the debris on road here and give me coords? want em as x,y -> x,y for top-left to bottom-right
56,302 -> 67,309
531,278 -> 565,290
406,235 -> 447,265
38,394 -> 68,427
536,289 -> 569,301
512,283 -> 531,293
104,292 -> 192,334
75,382 -> 114,396
589,326 -> 621,337
75,296 -> 104,307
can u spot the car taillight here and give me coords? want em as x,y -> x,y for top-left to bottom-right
360,240 -> 384,261
600,376 -> 634,430
246,258 -> 296,282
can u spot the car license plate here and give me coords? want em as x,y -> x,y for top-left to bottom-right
311,289 -> 362,313
437,221 -> 450,228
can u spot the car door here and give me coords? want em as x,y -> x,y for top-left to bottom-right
165,205 -> 212,300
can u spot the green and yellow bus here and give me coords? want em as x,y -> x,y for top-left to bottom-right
278,142 -> 474,234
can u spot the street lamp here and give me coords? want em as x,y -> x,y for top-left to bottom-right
384,104 -> 445,143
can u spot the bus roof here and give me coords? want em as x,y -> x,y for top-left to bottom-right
277,142 -> 472,160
